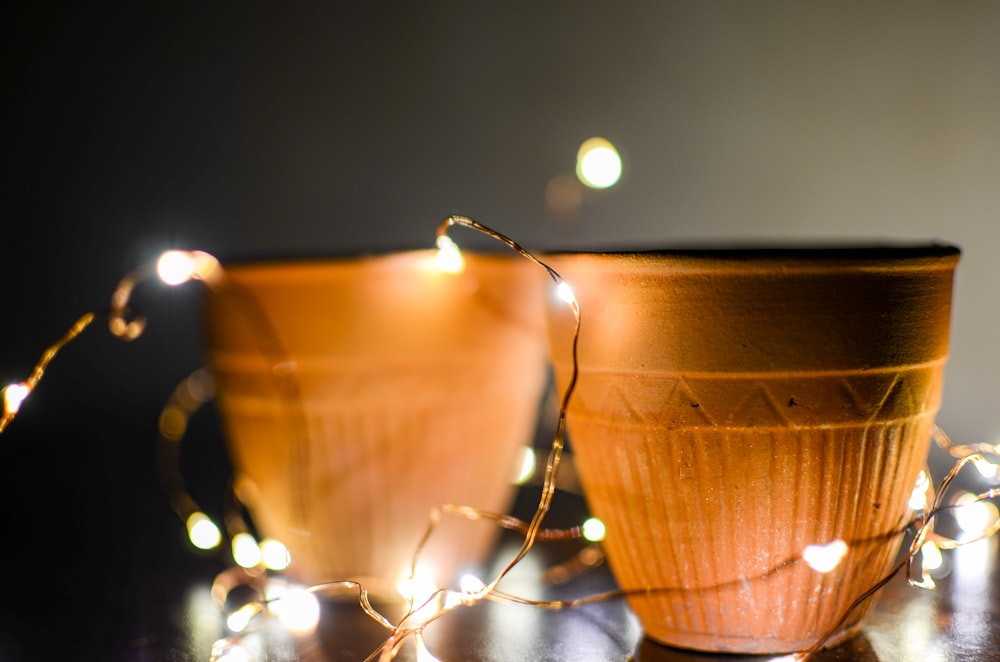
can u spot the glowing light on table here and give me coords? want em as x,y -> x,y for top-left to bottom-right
397,564 -> 438,603
576,137 -> 622,189
212,642 -> 250,662
226,603 -> 260,633
266,582 -> 321,636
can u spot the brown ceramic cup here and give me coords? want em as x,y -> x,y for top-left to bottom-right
203,251 -> 546,594
543,245 -> 960,653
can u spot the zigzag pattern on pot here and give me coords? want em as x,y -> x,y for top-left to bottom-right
565,360 -> 946,428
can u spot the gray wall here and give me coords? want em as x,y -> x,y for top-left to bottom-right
3,1 -> 998,444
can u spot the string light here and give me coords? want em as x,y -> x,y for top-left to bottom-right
226,603 -> 261,634
5,230 -> 1000,662
232,532 -> 263,569
433,235 -> 464,274
802,539 -> 849,573
954,492 -> 1000,538
259,538 -> 291,572
909,469 -> 931,512
187,512 -> 223,551
0,312 -> 95,434
512,446 -> 537,485
265,580 -> 321,636
920,540 -> 944,572
211,640 -> 251,662
581,517 -> 606,543
2,383 -> 29,415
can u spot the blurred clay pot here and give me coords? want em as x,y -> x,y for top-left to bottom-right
544,245 -> 960,654
203,251 -> 546,594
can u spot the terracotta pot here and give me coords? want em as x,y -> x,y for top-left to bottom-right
203,251 -> 546,594
543,245 -> 960,654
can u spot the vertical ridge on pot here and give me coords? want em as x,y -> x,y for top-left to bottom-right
204,252 -> 547,593
543,246 -> 959,654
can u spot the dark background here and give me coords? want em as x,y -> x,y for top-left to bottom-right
1,2 -> 999,660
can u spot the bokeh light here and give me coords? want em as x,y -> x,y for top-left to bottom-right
576,137 -> 622,189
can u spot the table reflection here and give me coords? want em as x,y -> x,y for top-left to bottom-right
169,532 -> 997,662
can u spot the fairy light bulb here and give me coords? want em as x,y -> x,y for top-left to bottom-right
576,137 -> 622,189
415,634 -> 442,662
556,281 -> 577,306
186,512 -> 222,550
156,249 -> 222,286
397,564 -> 438,602
920,540 -> 944,571
226,603 -> 260,633
909,470 -> 930,511
232,532 -> 262,568
260,538 -> 291,571
581,517 -> 606,543
434,235 -> 464,274
211,641 -> 250,662
157,250 -> 198,285
954,492 -> 1000,537
802,539 -> 848,573
512,446 -> 536,485
973,457 -> 999,479
2,383 -> 30,415
460,573 -> 486,594
268,584 -> 321,636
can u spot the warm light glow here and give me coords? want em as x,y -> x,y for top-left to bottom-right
211,641 -> 250,662
954,492 -> 1000,537
260,538 -> 291,571
267,583 -> 321,636
576,137 -> 622,189
920,540 -> 944,571
556,281 -> 577,306
415,633 -> 442,662
2,383 -> 30,415
802,539 -> 849,573
226,603 -> 260,633
157,250 -> 198,285
512,446 -> 536,485
232,532 -> 262,568
159,404 -> 187,441
973,457 -> 999,479
460,573 -> 486,594
909,470 -> 930,511
186,512 -> 222,550
581,517 -> 606,542
397,564 -> 438,602
435,235 -> 465,274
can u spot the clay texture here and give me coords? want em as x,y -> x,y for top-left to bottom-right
204,251 -> 547,594
543,246 -> 960,653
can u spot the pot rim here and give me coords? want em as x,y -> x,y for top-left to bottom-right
541,242 -> 960,271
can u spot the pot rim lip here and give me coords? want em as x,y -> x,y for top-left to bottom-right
213,248 -> 523,274
541,242 -> 960,267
